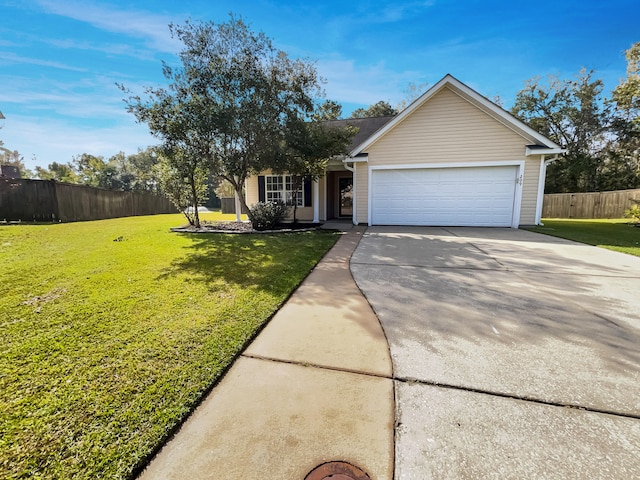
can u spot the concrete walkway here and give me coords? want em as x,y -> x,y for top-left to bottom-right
138,226 -> 394,480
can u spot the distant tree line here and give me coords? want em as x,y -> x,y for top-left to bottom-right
511,42 -> 639,193
18,148 -> 162,193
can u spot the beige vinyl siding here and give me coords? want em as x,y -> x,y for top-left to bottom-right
365,87 -> 527,164
358,86 -> 539,226
520,158 -> 542,225
245,174 -> 261,206
355,163 -> 368,224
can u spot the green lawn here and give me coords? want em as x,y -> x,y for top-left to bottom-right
0,213 -> 338,479
529,218 -> 640,257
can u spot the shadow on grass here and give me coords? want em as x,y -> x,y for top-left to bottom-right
157,231 -> 337,296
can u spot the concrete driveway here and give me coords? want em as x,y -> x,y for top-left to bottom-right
351,226 -> 640,479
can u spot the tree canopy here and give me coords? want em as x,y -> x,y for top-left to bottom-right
312,100 -> 343,121
35,161 -> 79,183
511,69 -> 612,192
351,100 -> 398,118
31,148 -> 161,191
122,16 -> 352,225
613,42 -> 640,115
0,146 -> 34,179
512,42 -> 640,194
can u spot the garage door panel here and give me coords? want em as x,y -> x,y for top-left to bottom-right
371,166 -> 517,227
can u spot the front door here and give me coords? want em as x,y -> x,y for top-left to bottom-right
339,177 -> 353,217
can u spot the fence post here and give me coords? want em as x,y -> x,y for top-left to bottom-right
50,180 -> 61,222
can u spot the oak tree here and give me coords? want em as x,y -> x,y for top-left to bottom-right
122,16 -> 329,223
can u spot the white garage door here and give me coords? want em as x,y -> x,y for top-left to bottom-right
371,165 -> 518,227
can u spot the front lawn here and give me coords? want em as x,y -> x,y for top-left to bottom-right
529,218 -> 640,257
0,213 -> 338,479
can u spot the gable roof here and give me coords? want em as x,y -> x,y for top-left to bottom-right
349,74 -> 564,157
324,116 -> 395,152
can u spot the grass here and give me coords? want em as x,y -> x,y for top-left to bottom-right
528,218 -> 640,257
0,212 -> 338,479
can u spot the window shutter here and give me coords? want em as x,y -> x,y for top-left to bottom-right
258,176 -> 265,202
304,178 -> 312,207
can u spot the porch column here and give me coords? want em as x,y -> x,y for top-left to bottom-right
313,178 -> 319,223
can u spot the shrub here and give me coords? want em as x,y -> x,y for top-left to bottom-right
248,201 -> 290,230
624,201 -> 640,224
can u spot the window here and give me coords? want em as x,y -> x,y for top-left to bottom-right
265,175 -> 304,206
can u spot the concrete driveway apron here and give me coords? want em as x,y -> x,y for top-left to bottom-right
350,226 -> 640,479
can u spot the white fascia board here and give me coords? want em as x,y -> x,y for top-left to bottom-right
343,155 -> 368,163
369,160 -> 524,171
526,146 -> 567,156
351,74 -> 564,156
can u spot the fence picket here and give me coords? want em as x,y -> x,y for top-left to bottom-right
0,179 -> 176,222
542,189 -> 640,218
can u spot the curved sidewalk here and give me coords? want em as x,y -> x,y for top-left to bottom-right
138,226 -> 394,480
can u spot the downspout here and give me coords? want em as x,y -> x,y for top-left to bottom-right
312,178 -> 319,223
535,154 -> 561,226
344,161 -> 356,225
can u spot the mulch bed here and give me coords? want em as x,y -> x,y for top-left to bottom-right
170,221 -> 321,234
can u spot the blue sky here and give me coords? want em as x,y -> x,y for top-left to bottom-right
1,0 -> 638,171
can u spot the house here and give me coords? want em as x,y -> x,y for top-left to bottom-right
245,74 -> 564,227
0,165 -> 21,179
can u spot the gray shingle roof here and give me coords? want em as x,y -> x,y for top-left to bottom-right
323,116 -> 396,152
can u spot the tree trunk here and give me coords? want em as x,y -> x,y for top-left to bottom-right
189,176 -> 201,228
235,183 -> 251,223
234,190 -> 242,222
291,178 -> 303,224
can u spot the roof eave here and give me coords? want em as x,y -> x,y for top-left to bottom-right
525,146 -> 567,156
343,154 -> 368,163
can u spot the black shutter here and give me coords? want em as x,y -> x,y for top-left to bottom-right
258,176 -> 265,202
303,178 -> 312,207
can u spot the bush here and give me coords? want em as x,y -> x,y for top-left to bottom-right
248,201 -> 290,230
624,201 -> 640,223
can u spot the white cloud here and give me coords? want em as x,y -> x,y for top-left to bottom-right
48,38 -> 157,61
0,52 -> 88,72
0,74 -> 134,120
374,1 -> 437,23
33,0 -> 182,53
317,57 -> 427,107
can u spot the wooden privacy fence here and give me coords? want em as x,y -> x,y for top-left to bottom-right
542,188 -> 640,219
0,179 -> 177,222
220,197 -> 249,215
